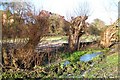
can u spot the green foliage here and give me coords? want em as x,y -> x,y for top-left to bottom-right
87,25 -> 101,36
87,18 -> 106,36
48,14 -> 65,35
92,18 -> 105,30
2,71 -> 26,79
61,49 -> 108,63
68,51 -> 86,62
60,51 -> 86,62
2,49 -> 113,78
6,10 -> 11,18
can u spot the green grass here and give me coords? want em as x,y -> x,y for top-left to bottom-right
42,36 -> 68,41
61,49 -> 108,62
80,34 -> 100,42
67,51 -> 86,62
85,52 -> 118,78
2,36 -> 68,43
42,35 -> 100,42
2,49 -> 116,78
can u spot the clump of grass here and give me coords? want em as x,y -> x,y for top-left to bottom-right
68,51 -> 86,62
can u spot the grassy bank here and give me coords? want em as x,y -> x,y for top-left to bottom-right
85,52 -> 119,78
1,48 -> 118,79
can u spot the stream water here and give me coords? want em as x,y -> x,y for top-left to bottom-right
63,52 -> 103,77
63,52 -> 103,67
80,52 -> 103,62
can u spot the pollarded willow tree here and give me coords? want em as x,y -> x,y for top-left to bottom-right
66,1 -> 90,52
100,19 -> 119,48
1,2 -> 50,69
68,16 -> 88,52
99,0 -> 119,48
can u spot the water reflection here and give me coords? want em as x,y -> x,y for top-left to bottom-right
80,52 -> 103,62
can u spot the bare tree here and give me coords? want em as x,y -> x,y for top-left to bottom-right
103,0 -> 118,24
74,1 -> 90,16
66,1 -> 90,52
99,0 -> 119,48
1,2 -> 50,69
100,25 -> 118,48
1,2 -> 34,41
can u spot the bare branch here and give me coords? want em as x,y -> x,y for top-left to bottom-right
74,1 -> 90,16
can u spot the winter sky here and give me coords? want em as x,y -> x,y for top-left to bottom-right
29,0 -> 119,25
0,0 -> 119,25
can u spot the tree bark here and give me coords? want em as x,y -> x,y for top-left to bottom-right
68,27 -> 80,52
68,16 -> 88,52
100,25 -> 118,48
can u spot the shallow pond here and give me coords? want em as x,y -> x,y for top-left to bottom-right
80,52 -> 103,62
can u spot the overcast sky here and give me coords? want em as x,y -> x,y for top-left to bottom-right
0,0 -> 119,25
29,0 -> 118,25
